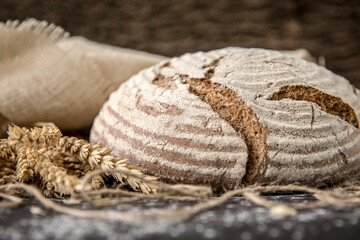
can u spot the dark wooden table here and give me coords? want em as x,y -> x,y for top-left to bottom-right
1,194 -> 359,240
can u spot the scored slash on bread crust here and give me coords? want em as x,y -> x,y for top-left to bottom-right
183,77 -> 267,185
269,85 -> 359,128
90,47 -> 360,191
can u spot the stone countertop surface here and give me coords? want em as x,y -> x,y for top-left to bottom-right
1,194 -> 359,240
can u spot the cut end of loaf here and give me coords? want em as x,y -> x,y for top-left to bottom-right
269,85 -> 359,128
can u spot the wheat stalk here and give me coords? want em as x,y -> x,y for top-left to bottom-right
57,136 -> 158,193
0,124 -> 158,196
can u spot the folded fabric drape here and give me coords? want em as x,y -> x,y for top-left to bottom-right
0,19 -> 165,130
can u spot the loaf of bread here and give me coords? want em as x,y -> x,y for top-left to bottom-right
90,47 -> 360,190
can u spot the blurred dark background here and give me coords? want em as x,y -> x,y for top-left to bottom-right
1,0 -> 359,86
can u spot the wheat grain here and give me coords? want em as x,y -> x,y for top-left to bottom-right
0,124 -> 159,196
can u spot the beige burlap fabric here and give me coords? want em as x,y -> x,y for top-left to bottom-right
0,19 -> 165,130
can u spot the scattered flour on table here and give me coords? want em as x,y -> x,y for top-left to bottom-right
0,195 -> 360,240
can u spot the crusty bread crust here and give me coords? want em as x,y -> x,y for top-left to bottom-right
91,47 -> 360,190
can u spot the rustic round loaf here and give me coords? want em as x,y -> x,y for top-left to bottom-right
90,47 -> 360,190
